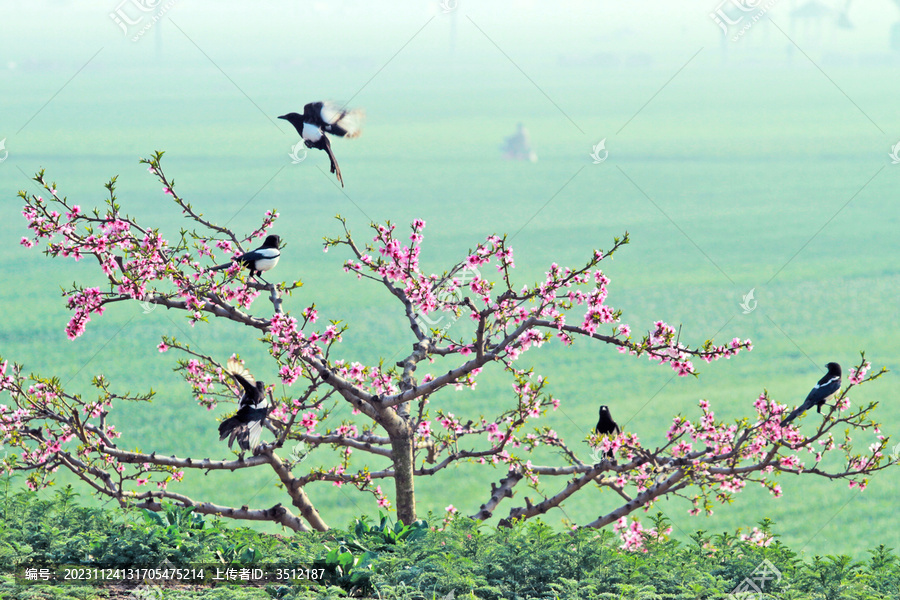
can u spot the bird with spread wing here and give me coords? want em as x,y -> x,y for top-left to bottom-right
218,357 -> 270,453
279,101 -> 364,187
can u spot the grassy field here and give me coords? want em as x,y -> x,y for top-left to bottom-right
2,5 -> 899,557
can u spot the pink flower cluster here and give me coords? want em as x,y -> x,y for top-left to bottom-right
20,170 -> 282,339
65,288 -> 105,340
613,517 -> 671,552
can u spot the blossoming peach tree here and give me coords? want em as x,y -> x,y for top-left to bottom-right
1,152 -> 892,543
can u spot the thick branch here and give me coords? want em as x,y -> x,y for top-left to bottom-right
101,446 -> 269,470
584,470 -> 689,529
258,446 -> 329,531
133,495 -> 308,532
505,463 -> 610,523
470,468 -> 523,522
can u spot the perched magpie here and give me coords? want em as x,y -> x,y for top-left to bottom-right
780,362 -> 842,427
210,235 -> 280,284
595,405 -> 621,459
279,101 -> 364,187
218,357 -> 270,452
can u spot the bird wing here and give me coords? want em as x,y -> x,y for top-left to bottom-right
303,101 -> 324,125
321,135 -> 344,186
243,405 -> 270,450
805,374 -> 841,404
803,375 -> 841,406
596,419 -> 617,436
320,101 -> 364,138
246,415 -> 266,450
237,246 -> 279,267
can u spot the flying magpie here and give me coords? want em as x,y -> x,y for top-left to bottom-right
209,235 -> 280,284
780,362 -> 842,427
218,357 -> 271,452
279,101 -> 364,187
595,405 -> 621,459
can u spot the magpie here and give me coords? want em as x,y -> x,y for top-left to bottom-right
595,405 -> 621,459
209,235 -> 280,284
279,101 -> 364,187
780,362 -> 842,427
219,357 -> 270,452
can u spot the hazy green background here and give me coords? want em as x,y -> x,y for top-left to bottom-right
1,0 -> 899,557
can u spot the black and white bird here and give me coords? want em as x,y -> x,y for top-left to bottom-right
218,357 -> 270,453
209,235 -> 280,284
595,405 -> 621,459
780,362 -> 842,427
279,101 -> 364,187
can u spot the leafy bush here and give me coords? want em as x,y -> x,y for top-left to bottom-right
1,481 -> 899,599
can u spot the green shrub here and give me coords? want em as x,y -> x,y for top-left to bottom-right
2,481 -> 899,600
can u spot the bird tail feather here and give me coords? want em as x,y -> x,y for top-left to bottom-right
322,139 -> 344,186
780,406 -> 804,427
218,415 -> 239,440
218,417 -> 250,451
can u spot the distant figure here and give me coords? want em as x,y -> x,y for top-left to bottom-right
892,0 -> 900,52
790,1 -> 854,34
501,122 -> 537,162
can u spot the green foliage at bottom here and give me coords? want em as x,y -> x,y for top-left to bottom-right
0,484 -> 898,599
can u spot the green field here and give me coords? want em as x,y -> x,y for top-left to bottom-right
2,3 -> 899,558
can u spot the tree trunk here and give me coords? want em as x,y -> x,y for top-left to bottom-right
389,341 -> 430,524
390,423 -> 417,524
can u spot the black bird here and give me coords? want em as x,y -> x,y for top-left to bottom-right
209,235 -> 280,284
279,101 -> 364,187
780,362 -> 842,427
595,405 -> 621,459
218,357 -> 270,452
